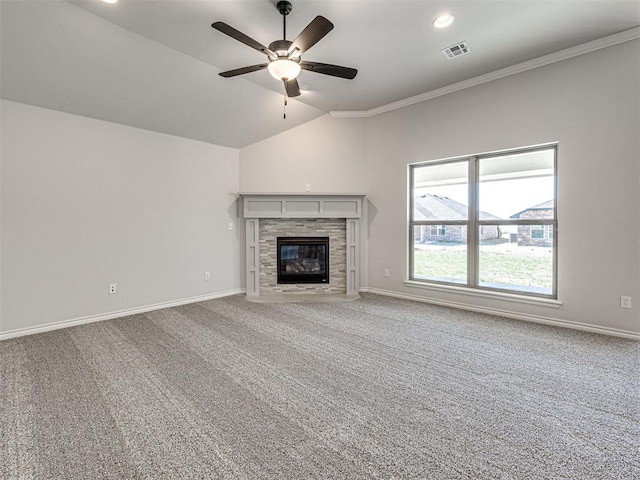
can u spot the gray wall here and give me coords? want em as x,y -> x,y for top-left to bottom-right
241,40 -> 640,335
240,114 -> 369,289
2,39 -> 638,337
1,100 -> 242,335
240,114 -> 367,194
368,40 -> 640,335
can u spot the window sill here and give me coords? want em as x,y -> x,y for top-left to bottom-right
403,280 -> 562,308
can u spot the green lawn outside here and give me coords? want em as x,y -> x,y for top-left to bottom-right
414,249 -> 467,282
414,248 -> 553,288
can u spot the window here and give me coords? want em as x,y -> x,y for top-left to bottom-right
430,225 -> 446,236
410,145 -> 557,297
530,225 -> 553,239
531,225 -> 545,239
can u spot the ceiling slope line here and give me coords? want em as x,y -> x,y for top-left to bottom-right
330,26 -> 640,119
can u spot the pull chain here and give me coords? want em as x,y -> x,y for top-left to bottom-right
282,79 -> 288,119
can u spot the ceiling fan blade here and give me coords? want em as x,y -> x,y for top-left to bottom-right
212,22 -> 276,58
219,64 -> 268,78
284,78 -> 301,97
288,16 -> 333,56
300,61 -> 358,79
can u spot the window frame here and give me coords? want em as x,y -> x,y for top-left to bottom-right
409,144 -> 558,299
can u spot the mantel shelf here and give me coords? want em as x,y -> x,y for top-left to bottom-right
240,193 -> 366,220
239,193 -> 366,197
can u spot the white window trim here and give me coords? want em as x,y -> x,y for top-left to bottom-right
409,143 -> 558,300
404,280 -> 562,308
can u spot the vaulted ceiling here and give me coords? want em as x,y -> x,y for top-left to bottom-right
2,0 -> 639,148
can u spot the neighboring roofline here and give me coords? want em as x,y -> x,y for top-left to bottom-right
510,206 -> 554,218
330,26 -> 640,119
510,199 -> 555,218
416,193 -> 501,221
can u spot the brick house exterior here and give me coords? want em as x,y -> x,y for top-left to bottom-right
413,194 -> 500,243
510,200 -> 554,246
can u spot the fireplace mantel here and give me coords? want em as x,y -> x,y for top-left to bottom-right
239,193 -> 366,219
239,194 -> 366,298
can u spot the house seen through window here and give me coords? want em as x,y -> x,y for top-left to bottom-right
409,145 -> 557,297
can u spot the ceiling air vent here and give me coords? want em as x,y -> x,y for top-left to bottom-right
442,41 -> 471,60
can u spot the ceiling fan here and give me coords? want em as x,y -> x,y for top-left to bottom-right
211,1 -> 357,98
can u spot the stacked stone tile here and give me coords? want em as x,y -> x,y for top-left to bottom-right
259,219 -> 347,294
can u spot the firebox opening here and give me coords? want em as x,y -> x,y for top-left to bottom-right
277,237 -> 329,284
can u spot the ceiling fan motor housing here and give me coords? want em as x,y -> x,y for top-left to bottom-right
268,39 -> 296,59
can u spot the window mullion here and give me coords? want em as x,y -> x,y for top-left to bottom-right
408,165 -> 415,279
468,157 -> 478,287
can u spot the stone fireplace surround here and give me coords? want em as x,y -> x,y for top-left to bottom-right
265,220 -> 341,293
240,194 -> 365,300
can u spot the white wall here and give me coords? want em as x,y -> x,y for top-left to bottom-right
365,40 -> 640,335
1,100 -> 241,335
240,114 -> 367,193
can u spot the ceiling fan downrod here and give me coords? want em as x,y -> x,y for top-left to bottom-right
277,1 -> 292,40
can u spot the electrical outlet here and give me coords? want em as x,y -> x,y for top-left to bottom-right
620,296 -> 632,309
228,222 -> 234,231
305,184 -> 311,191
205,272 -> 211,281
384,268 -> 390,277
109,283 -> 117,295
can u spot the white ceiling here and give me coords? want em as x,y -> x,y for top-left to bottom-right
2,0 -> 639,148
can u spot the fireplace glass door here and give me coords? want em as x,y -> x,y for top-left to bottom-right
277,237 -> 329,284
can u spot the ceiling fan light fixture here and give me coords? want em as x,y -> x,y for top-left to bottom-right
268,58 -> 301,80
433,13 -> 455,29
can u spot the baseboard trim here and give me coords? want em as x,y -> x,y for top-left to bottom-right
4,287 -> 636,341
0,289 -> 246,341
359,287 -> 640,340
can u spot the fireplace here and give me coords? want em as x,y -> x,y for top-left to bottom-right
241,193 -> 364,297
277,237 -> 329,284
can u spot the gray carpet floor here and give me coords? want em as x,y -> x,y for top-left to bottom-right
1,293 -> 638,479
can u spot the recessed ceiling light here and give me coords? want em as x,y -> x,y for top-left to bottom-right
102,0 -> 118,4
433,13 -> 455,29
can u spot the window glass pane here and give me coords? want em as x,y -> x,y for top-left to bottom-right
413,225 -> 467,284
478,224 -> 553,295
478,149 -> 555,220
413,161 -> 468,221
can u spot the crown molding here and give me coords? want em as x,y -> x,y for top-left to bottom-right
330,26 -> 640,119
